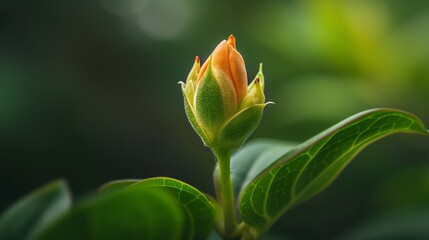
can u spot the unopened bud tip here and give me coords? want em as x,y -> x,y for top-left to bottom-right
227,35 -> 236,49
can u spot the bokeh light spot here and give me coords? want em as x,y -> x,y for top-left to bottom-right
98,0 -> 150,16
135,0 -> 193,40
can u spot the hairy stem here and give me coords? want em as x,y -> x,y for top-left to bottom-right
214,148 -> 237,238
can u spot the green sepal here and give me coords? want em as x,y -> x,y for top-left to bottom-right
183,80 -> 195,105
247,63 -> 265,92
194,64 -> 226,142
186,58 -> 200,84
217,104 -> 267,150
181,83 -> 212,146
240,64 -> 265,110
240,78 -> 265,110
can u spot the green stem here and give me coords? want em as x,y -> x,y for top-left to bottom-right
214,148 -> 237,238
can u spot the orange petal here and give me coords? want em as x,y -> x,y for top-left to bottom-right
227,35 -> 236,49
197,56 -> 211,82
228,46 -> 247,103
211,40 -> 233,83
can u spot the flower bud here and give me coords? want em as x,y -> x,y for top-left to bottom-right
180,35 -> 270,150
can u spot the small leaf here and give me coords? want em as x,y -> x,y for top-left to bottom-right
35,187 -> 183,240
98,179 -> 139,193
239,108 -> 429,233
127,177 -> 217,240
0,180 -> 71,240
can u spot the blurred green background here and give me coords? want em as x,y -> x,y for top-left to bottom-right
1,0 -> 429,239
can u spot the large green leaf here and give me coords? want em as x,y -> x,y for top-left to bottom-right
35,186 -> 183,240
0,180 -> 71,240
239,108 -> 429,233
126,177 -> 217,240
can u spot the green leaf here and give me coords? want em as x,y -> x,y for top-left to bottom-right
239,108 -> 429,233
0,180 -> 71,240
127,177 -> 217,240
35,187 -> 183,240
98,179 -> 139,193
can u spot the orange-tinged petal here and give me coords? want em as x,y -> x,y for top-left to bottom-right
211,40 -> 233,84
198,56 -> 211,82
227,35 -> 236,48
196,36 -> 249,114
211,38 -> 248,103
228,45 -> 247,103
